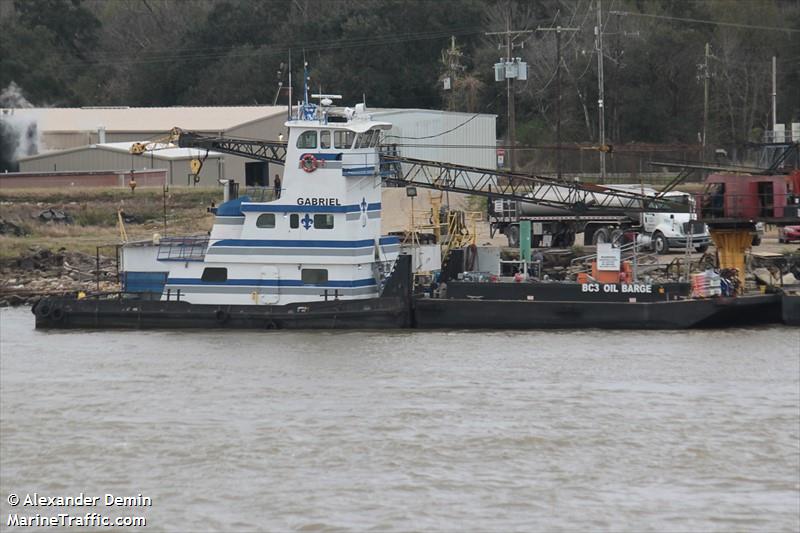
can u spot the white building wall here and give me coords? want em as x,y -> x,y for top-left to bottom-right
371,109 -> 496,190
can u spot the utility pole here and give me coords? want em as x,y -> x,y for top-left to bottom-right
595,0 -> 606,183
537,24 -> 578,180
441,36 -> 464,112
487,21 -> 532,173
771,55 -> 777,135
702,43 -> 710,150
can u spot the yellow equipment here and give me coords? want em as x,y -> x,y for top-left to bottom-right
710,229 -> 751,293
129,128 -> 183,155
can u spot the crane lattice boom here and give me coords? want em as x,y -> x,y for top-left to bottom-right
172,129 -> 682,213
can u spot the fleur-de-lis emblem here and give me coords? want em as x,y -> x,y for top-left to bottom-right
301,213 -> 313,230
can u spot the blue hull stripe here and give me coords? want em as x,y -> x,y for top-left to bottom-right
241,202 -> 380,214
299,152 -> 342,161
166,278 -> 377,288
211,236 -> 399,248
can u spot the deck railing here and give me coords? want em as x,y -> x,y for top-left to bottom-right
157,236 -> 209,261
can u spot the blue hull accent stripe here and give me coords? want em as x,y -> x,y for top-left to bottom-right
166,278 -> 377,288
241,202 -> 381,214
211,236 -> 399,248
298,152 -> 342,161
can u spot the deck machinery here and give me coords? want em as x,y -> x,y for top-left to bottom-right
653,142 -> 800,278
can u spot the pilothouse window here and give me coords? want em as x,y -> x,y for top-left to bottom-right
320,131 -> 331,149
334,130 -> 355,149
296,130 -> 317,149
355,130 -> 378,148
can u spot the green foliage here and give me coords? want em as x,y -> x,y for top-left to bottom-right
0,0 -> 797,146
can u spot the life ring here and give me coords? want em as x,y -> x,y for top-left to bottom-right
300,154 -> 318,173
214,308 -> 230,325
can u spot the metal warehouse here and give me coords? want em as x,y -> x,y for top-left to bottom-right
5,106 -> 496,189
4,106 -> 289,188
17,142 -> 225,187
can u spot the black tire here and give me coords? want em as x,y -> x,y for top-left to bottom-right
592,228 -> 610,245
50,307 -> 64,322
653,232 -> 668,254
695,243 -> 709,253
34,301 -> 52,318
751,235 -> 762,246
214,308 -> 230,325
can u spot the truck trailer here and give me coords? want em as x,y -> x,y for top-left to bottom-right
491,185 -> 711,253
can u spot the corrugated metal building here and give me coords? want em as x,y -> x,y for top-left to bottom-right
372,109 -> 497,189
4,106 -> 289,187
8,106 -> 497,189
18,142 -> 225,186
373,109 -> 496,169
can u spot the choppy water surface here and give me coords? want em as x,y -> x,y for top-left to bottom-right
1,307 -> 798,532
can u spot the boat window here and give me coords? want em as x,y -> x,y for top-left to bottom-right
296,130 -> 317,149
201,267 -> 227,283
320,130 -> 331,149
313,214 -> 334,229
370,130 -> 381,147
355,133 -> 369,149
290,214 -> 299,229
334,130 -> 355,149
301,268 -> 328,284
256,213 -> 275,228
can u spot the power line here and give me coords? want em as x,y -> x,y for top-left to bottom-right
56,26 -> 489,69
609,11 -> 800,33
383,113 -> 482,140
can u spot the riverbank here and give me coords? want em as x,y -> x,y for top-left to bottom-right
0,188 -> 218,305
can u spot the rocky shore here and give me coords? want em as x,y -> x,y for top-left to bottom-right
0,248 -> 119,307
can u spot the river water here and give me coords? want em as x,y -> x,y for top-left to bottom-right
1,307 -> 798,532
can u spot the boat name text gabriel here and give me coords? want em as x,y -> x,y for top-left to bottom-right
297,197 -> 342,206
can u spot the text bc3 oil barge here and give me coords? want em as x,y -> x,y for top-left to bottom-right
32,76 -> 795,330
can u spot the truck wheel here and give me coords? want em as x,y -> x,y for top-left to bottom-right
695,243 -> 709,253
653,232 -> 668,254
592,228 -> 609,245
751,235 -> 761,246
506,225 -> 520,247
610,229 -> 624,245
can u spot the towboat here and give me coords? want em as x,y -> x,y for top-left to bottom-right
34,77 -> 413,329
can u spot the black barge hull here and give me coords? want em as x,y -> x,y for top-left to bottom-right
413,294 -> 782,329
33,295 -> 410,330
34,255 -> 413,330
782,293 -> 800,326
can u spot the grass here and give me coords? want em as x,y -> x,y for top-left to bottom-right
0,187 -> 218,261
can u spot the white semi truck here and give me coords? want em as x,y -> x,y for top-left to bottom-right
490,185 -> 711,253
